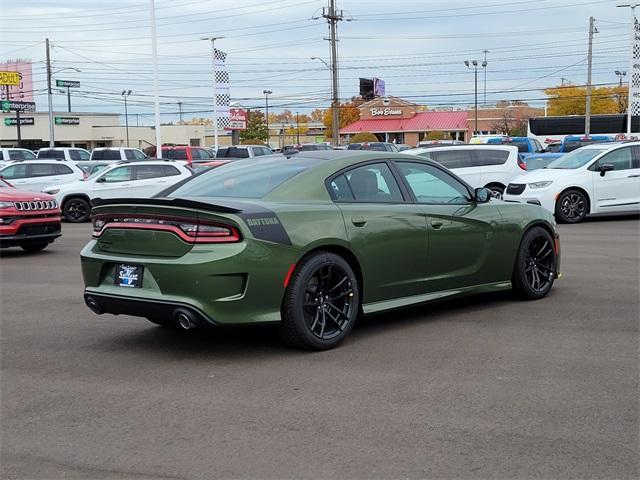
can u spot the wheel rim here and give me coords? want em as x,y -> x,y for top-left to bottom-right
490,189 -> 503,200
560,193 -> 585,220
525,236 -> 555,293
303,264 -> 355,340
66,201 -> 87,221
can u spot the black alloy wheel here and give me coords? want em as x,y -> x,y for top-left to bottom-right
556,189 -> 588,223
280,252 -> 359,350
63,198 -> 91,223
512,226 -> 557,300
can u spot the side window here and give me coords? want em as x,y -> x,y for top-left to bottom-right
476,150 -> 509,166
343,163 -> 403,203
0,164 -> 28,179
431,150 -> 474,169
134,150 -> 147,160
633,146 -> 640,168
69,150 -> 82,160
396,162 -> 471,204
328,174 -> 355,201
78,150 -> 90,160
135,165 -> 165,179
8,150 -> 24,160
100,166 -> 132,183
0,151 -> 3,160
163,165 -> 181,176
125,149 -> 136,160
534,139 -> 544,153
262,147 -> 273,156
30,163 -> 58,177
55,164 -> 74,175
596,147 -> 633,171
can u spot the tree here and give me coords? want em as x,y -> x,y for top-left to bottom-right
424,131 -> 449,141
545,84 -> 627,116
239,110 -> 268,143
490,109 -> 527,136
310,108 -> 324,122
184,117 -> 213,126
349,131 -> 378,143
323,97 -> 363,139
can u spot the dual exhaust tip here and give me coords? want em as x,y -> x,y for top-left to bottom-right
85,296 -> 199,331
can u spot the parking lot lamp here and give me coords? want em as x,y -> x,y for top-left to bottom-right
121,90 -> 132,147
263,90 -> 272,144
465,60 -> 487,136
615,70 -> 627,87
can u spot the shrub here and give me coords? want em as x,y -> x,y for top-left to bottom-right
349,132 -> 378,143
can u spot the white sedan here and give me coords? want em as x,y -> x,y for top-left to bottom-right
43,161 -> 192,222
503,142 -> 640,223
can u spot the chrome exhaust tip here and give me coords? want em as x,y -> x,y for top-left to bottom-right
85,296 -> 103,315
174,309 -> 197,330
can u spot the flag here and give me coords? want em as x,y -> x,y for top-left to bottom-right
214,48 -> 230,129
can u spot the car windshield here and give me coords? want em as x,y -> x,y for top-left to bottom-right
164,149 -> 188,160
92,150 -> 121,160
546,147 -> 607,169
167,159 -> 309,199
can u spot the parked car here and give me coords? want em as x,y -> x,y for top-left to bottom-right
0,160 -> 85,192
395,144 -> 413,151
90,147 -> 148,161
405,145 -> 523,198
37,147 -> 91,161
81,151 -> 560,350
216,145 -> 274,159
0,177 -> 62,252
43,160 -> 193,223
162,146 -> 216,165
75,161 -> 117,179
558,135 -> 615,153
292,144 -> 334,152
503,142 -> 640,223
417,140 -> 464,148
486,136 -> 545,154
191,160 -> 231,173
346,142 -> 399,152
0,148 -> 37,163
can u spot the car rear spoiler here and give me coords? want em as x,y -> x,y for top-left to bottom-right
91,197 -> 243,214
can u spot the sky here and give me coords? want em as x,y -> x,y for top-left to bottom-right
0,0 -> 632,124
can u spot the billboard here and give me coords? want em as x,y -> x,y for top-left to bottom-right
225,108 -> 247,130
0,60 -> 33,103
359,78 -> 385,100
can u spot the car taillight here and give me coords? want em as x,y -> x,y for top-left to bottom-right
92,216 -> 241,243
518,159 -> 527,170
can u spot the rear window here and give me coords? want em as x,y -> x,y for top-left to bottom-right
168,160 -> 308,199
475,150 -> 509,166
38,149 -> 65,159
523,156 -> 555,171
164,149 -> 188,160
217,147 -> 249,159
563,138 -> 613,152
91,149 -> 122,160
431,150 -> 474,169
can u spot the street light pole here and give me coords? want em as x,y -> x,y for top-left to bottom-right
263,90 -> 272,145
296,111 -> 300,144
465,59 -> 487,136
121,90 -> 132,147
46,38 -> 54,147
615,70 -> 627,87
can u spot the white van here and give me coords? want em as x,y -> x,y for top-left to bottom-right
404,145 -> 524,198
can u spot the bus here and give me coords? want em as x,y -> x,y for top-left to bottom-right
527,114 -> 639,146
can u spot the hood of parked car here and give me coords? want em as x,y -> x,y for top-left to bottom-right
0,186 -> 56,201
510,167 -> 582,184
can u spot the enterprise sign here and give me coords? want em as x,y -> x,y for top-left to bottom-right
4,117 -> 34,126
55,116 -> 80,125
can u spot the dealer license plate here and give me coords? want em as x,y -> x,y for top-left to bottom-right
115,264 -> 144,288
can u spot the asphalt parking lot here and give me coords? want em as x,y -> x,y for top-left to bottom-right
1,217 -> 638,480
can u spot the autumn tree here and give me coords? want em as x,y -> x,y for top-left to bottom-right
239,110 -> 268,143
323,97 -> 363,139
269,110 -> 310,124
310,108 -> 324,122
545,85 -> 628,116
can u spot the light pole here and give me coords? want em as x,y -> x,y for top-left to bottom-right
121,90 -> 132,147
201,36 -> 224,150
482,49 -> 489,105
615,70 -> 627,87
296,111 -> 300,144
465,59 -> 487,137
263,90 -> 272,145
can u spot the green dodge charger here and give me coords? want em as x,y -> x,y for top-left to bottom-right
81,151 -> 561,349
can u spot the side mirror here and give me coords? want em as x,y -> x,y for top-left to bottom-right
475,187 -> 491,203
599,163 -> 614,177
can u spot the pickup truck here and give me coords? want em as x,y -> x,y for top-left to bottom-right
486,136 -> 545,154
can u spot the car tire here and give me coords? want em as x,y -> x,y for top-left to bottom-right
279,252 -> 360,350
512,226 -> 557,300
486,184 -> 505,200
555,189 -> 588,224
20,242 -> 49,253
63,197 -> 91,223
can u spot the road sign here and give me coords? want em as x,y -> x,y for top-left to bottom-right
4,117 -> 34,126
0,71 -> 20,86
225,108 -> 247,130
54,116 -> 80,125
56,79 -> 80,88
1,100 -> 36,112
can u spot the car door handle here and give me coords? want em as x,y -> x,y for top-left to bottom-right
627,174 -> 640,178
351,217 -> 367,227
430,219 -> 451,230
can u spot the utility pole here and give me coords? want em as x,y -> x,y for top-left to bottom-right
483,49 -> 489,105
149,0 -> 162,157
178,101 -> 183,122
323,0 -> 343,146
46,38 -> 54,147
585,16 -> 596,137
296,111 -> 300,144
615,70 -> 627,87
121,90 -> 131,147
263,90 -> 272,144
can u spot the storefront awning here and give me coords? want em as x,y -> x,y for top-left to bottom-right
340,111 -> 468,134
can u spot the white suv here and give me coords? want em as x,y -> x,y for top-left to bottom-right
37,147 -> 91,161
0,160 -> 84,192
43,160 -> 192,222
503,142 -> 640,223
90,147 -> 148,161
0,148 -> 37,164
404,145 -> 524,198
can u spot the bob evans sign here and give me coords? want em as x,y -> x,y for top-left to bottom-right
370,107 -> 403,117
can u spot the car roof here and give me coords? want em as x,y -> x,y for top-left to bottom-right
408,144 -> 518,154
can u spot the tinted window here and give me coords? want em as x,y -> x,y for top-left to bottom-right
215,148 -> 228,158
163,165 -> 181,176
55,164 -> 74,175
508,140 -> 529,153
92,149 -> 122,160
0,151 -> 3,160
125,149 -> 136,160
396,162 -> 470,204
431,150 -> 474,169
0,164 -> 28,179
328,174 -> 355,201
595,147 -> 633,171
9,149 -> 36,160
168,160 -> 307,199
69,150 -> 82,160
165,149 -> 188,160
30,164 -> 58,177
38,149 -> 65,159
475,150 -> 509,166
78,149 -> 90,160
346,144 -> 362,150
133,150 -> 147,160
344,163 -> 403,203
100,166 -> 132,183
218,147 -> 249,159
135,165 -> 166,179
298,145 -> 318,151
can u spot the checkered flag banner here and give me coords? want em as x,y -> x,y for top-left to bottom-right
631,18 -> 640,117
214,48 -> 230,129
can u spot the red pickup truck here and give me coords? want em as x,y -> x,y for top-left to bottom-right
0,178 -> 62,252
